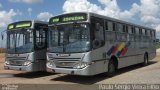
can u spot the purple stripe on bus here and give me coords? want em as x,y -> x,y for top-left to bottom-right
107,46 -> 115,56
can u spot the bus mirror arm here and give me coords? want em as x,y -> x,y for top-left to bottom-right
1,33 -> 4,40
1,30 -> 6,40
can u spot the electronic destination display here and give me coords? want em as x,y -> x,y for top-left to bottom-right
7,21 -> 32,30
49,13 -> 87,24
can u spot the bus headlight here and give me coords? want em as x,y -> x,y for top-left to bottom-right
47,61 -> 54,68
5,61 -> 10,65
23,61 -> 32,66
73,62 -> 89,69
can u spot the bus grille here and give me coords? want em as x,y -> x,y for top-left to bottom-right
7,57 -> 26,66
48,54 -> 82,68
7,57 -> 26,60
55,60 -> 79,68
9,60 -> 24,66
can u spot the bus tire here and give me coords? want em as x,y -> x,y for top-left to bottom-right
107,60 -> 116,77
143,54 -> 148,66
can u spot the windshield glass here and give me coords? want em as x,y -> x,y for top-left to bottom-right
48,23 -> 90,53
7,29 -> 33,54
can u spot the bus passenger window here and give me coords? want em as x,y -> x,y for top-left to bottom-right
145,30 -> 148,35
108,21 -> 113,31
150,30 -> 152,37
91,17 -> 105,49
147,30 -> 150,36
35,24 -> 47,49
131,27 -> 135,34
142,29 -> 145,35
117,23 -> 123,32
135,27 -> 139,35
123,25 -> 126,32
105,21 -> 108,30
152,31 -> 155,37
126,26 -> 128,33
139,29 -> 142,35
95,23 -> 104,41
128,26 -> 132,34
36,29 -> 46,48
113,23 -> 116,31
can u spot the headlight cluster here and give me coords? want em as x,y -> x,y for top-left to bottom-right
47,61 -> 54,68
5,61 -> 10,65
23,61 -> 32,66
73,62 -> 90,69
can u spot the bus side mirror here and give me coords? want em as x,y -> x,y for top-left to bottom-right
1,30 -> 6,40
1,33 -> 4,40
92,39 -> 104,49
156,39 -> 159,43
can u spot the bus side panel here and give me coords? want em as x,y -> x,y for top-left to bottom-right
90,47 -> 108,74
149,52 -> 156,60
148,42 -> 156,60
117,41 -> 137,68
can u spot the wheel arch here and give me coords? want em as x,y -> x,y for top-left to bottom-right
144,52 -> 149,60
110,55 -> 118,69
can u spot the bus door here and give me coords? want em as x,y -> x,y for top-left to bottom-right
90,17 -> 106,73
34,23 -> 48,71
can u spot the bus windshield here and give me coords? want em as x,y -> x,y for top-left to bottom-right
7,28 -> 34,54
48,23 -> 90,53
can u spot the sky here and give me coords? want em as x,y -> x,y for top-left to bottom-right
0,0 -> 160,45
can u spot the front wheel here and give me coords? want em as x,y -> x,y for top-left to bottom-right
107,60 -> 116,77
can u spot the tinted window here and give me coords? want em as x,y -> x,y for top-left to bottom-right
117,23 -> 123,32
135,27 -> 139,35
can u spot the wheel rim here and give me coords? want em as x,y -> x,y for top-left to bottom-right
144,55 -> 148,65
109,63 -> 115,73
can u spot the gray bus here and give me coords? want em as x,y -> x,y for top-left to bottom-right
4,20 -> 48,71
47,12 -> 156,76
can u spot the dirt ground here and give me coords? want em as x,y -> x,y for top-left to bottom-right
0,54 -> 23,74
0,52 -> 160,85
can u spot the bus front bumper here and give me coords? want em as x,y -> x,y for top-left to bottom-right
47,66 -> 94,76
4,64 -> 33,71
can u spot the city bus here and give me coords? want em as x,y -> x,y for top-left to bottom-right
4,20 -> 48,71
46,12 -> 156,76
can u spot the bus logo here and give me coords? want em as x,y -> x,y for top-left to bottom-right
61,63 -> 66,66
107,42 -> 131,57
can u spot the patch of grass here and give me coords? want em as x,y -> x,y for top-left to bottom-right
156,42 -> 160,49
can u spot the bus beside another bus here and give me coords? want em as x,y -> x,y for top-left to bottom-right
47,12 -> 156,76
4,20 -> 48,71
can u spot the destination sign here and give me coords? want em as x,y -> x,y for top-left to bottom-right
8,21 -> 32,30
8,24 -> 14,30
49,13 -> 87,24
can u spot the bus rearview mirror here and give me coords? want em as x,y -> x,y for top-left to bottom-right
1,30 -> 7,40
156,39 -> 159,43
2,35 -> 4,40
1,33 -> 4,40
92,39 -> 104,49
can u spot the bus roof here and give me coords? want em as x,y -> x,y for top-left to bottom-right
89,12 -> 155,31
50,12 -> 156,31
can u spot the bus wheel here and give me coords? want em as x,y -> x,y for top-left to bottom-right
143,54 -> 148,66
107,60 -> 116,77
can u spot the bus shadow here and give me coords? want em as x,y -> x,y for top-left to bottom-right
14,71 -> 54,78
51,61 -> 157,84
